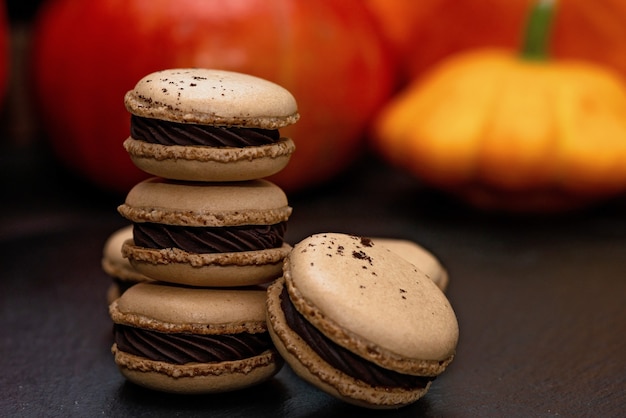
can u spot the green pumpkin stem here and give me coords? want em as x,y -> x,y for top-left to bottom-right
521,0 -> 556,60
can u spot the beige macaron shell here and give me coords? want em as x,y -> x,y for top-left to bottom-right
101,225 -> 151,283
118,177 -> 291,227
266,278 -> 429,409
110,282 -> 267,333
123,240 -> 291,287
112,346 -> 282,394
124,68 -> 299,129
123,137 -> 295,182
372,238 -> 449,292
286,233 -> 459,364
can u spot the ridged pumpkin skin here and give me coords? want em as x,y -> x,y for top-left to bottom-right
373,49 -> 626,212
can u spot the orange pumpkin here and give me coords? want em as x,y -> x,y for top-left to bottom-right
373,1 -> 626,212
365,0 -> 626,85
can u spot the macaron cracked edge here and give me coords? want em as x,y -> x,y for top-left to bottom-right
266,233 -> 459,409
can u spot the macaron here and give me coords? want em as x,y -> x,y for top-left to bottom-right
371,238 -> 449,292
117,177 -> 292,287
123,68 -> 299,182
101,225 -> 152,304
266,233 -> 459,409
110,282 -> 282,394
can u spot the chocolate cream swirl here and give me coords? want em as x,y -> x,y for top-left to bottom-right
114,324 -> 272,364
130,115 -> 281,147
133,222 -> 287,253
280,286 -> 432,390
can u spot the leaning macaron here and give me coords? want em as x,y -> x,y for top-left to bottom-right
118,177 -> 292,287
266,233 -> 459,409
123,68 -> 298,182
101,225 -> 152,304
372,238 -> 449,292
110,282 -> 282,393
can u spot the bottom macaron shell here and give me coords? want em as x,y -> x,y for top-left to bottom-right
123,241 -> 291,287
266,278 -> 430,409
124,137 -> 295,182
112,344 -> 283,394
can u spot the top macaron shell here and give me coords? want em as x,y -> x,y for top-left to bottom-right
111,282 -> 268,333
118,177 -> 292,227
285,233 -> 459,367
124,68 -> 299,129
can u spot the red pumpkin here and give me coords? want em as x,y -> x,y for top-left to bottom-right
365,0 -> 626,85
31,0 -> 395,193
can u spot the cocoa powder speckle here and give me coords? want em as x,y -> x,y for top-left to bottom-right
352,250 -> 373,266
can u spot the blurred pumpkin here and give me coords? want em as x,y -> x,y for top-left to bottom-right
373,0 -> 626,212
365,0 -> 626,86
31,0 -> 394,193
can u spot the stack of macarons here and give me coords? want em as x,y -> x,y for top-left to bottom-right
104,68 -> 299,394
101,67 -> 459,408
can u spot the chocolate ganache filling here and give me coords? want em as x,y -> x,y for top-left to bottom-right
130,115 -> 281,147
133,222 -> 287,253
114,324 -> 272,364
280,286 -> 432,389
